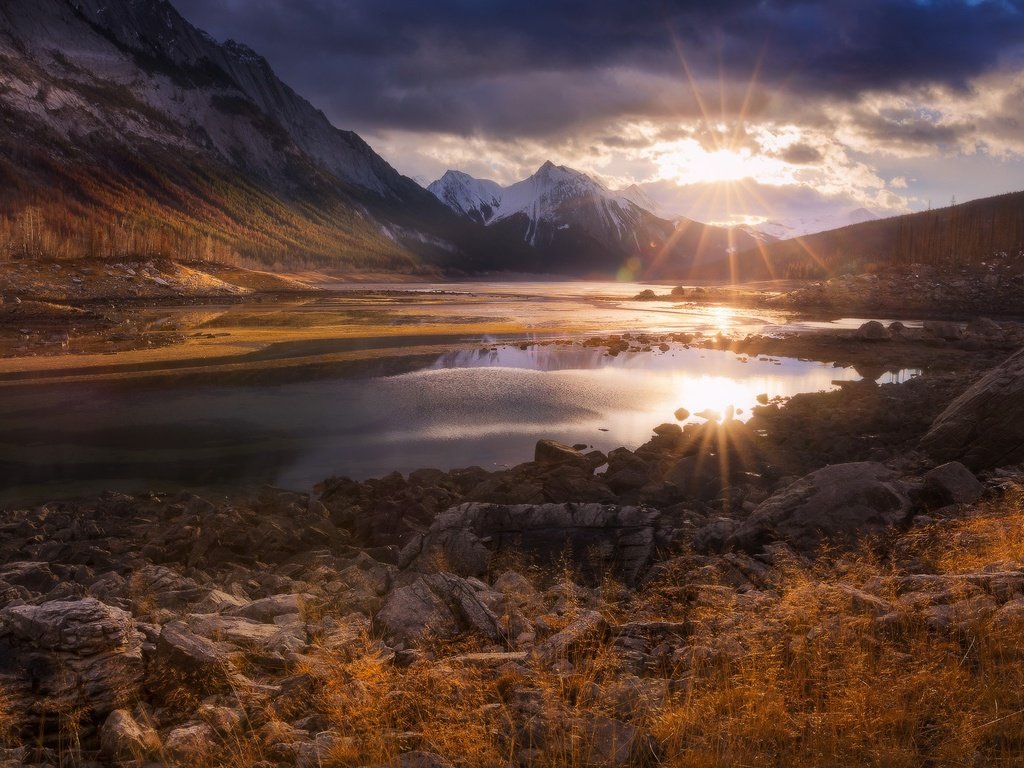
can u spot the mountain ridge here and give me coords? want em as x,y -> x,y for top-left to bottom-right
0,0 -> 536,272
429,163 -> 763,279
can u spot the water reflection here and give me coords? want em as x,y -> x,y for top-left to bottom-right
0,343 -> 921,505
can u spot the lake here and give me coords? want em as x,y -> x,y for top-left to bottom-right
0,282 -> 920,504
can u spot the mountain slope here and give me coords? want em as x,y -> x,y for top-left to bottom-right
429,163 -> 762,279
733,191 -> 1024,280
0,0 -> 525,271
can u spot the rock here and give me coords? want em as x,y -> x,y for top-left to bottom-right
154,622 -> 234,694
227,593 -> 313,622
854,320 -> 890,341
184,613 -> 303,654
652,423 -> 682,437
923,320 -> 963,340
100,709 -> 160,762
532,610 -> 608,663
921,461 -> 984,507
374,573 -> 504,646
0,561 -> 60,595
399,527 -> 491,577
920,347 -> 1024,470
535,439 -> 586,465
402,503 -> 660,585
729,462 -> 912,554
164,723 -> 214,764
0,598 -> 144,720
673,408 -> 690,421
695,408 -> 721,422
0,597 -> 137,656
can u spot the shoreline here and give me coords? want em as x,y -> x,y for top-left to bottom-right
1,316 -> 1023,765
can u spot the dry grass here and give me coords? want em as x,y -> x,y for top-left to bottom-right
80,492 -> 1024,768
0,684 -> 16,750
648,497 -> 1024,767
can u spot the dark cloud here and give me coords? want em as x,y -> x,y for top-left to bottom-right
172,0 -> 1024,138
780,143 -> 824,164
853,110 -> 974,150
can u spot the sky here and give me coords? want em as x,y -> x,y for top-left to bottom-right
174,0 -> 1024,229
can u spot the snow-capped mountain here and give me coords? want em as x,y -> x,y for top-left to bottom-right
752,208 -> 880,240
427,171 -> 505,224
429,163 -> 761,277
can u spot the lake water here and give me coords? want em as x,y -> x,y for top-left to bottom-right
0,283 -> 921,505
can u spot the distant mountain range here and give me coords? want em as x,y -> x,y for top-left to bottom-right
750,208 -> 879,241
1,0 -> 1020,281
428,163 -> 761,278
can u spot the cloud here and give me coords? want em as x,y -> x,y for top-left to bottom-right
169,0 -> 1024,224
778,143 -> 824,164
174,0 -> 1024,138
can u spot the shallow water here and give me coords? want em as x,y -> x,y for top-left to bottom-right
0,339 -> 919,505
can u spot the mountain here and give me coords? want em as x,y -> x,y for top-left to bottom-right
733,191 -> 1024,279
751,207 -> 880,241
0,0 -> 528,271
429,163 -> 762,279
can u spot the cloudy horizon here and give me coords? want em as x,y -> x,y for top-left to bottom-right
174,0 -> 1024,228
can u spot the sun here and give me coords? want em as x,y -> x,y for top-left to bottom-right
651,138 -> 797,187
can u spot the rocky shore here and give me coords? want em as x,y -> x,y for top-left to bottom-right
637,264 -> 1024,318
1,328 -> 1024,766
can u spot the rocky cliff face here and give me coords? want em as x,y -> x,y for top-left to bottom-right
0,0 -> 516,270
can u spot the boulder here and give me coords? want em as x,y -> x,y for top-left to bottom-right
0,598 -> 144,720
0,562 -> 60,595
227,593 -> 313,623
673,408 -> 690,421
921,461 -> 984,507
729,462 -> 911,554
100,709 -> 161,762
652,423 -> 682,437
923,320 -> 963,340
154,622 -> 235,695
374,573 -> 504,647
535,440 -> 586,465
920,348 -> 1024,470
400,503 -> 660,584
164,723 -> 215,764
854,320 -> 890,341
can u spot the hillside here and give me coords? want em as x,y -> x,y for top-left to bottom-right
0,0 -> 532,273
736,191 -> 1024,280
